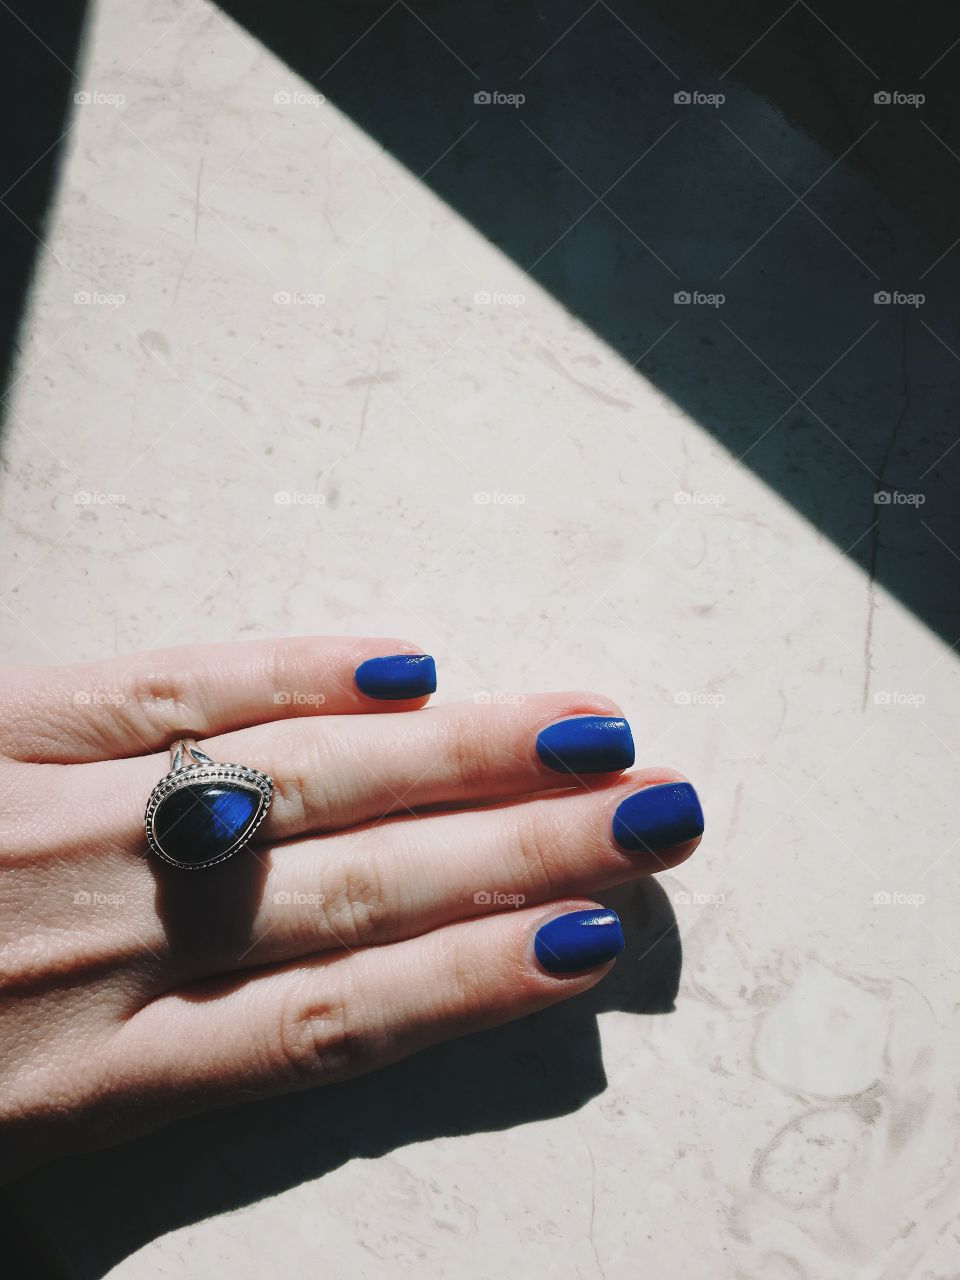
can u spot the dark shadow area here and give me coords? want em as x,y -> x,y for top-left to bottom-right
0,2 -> 88,413
3,878 -> 680,1279
209,0 -> 960,648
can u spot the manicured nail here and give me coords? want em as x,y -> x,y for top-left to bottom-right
612,781 -> 704,853
536,715 -> 635,774
534,908 -> 624,974
354,654 -> 437,700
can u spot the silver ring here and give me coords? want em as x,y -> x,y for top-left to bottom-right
144,737 -> 273,870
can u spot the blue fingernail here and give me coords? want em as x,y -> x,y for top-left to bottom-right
612,781 -> 704,853
535,908 -> 624,974
536,715 -> 635,774
354,654 -> 437,700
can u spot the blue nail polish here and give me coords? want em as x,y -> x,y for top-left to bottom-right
354,654 -> 437,700
535,908 -> 624,974
612,781 -> 704,853
536,715 -> 635,774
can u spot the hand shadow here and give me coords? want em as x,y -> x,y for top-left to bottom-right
2,877 -> 681,1280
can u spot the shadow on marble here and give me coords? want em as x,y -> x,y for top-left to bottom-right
3,877 -> 680,1279
0,1 -> 88,404
206,0 -> 960,647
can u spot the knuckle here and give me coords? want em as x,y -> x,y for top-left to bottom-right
433,934 -> 485,1028
275,977 -> 367,1084
270,729 -> 335,833
447,713 -> 496,791
511,806 -> 565,898
122,667 -> 195,742
321,852 -> 395,947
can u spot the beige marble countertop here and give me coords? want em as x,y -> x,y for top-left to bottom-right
2,2 -> 959,1277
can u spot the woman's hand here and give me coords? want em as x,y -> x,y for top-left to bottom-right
0,637 -> 703,1182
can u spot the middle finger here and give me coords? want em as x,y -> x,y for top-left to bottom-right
103,692 -> 637,850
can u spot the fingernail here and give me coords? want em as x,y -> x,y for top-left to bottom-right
612,781 -> 704,853
536,715 -> 635,774
534,908 -> 624,975
354,654 -> 437,700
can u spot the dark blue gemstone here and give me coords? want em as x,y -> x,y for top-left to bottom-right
153,782 -> 262,866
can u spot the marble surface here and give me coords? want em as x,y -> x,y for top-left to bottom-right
2,2 -> 960,1277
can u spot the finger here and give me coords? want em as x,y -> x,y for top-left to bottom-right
112,901 -> 624,1108
238,773 -> 702,968
2,636 -> 437,764
116,772 -> 701,979
105,692 -> 633,853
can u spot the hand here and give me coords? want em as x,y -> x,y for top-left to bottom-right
0,637 -> 703,1182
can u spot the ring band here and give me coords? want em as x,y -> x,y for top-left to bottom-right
144,737 -> 273,870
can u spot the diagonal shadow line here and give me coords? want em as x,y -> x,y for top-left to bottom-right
201,0 -> 959,649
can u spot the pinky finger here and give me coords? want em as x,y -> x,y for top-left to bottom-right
115,903 -> 624,1105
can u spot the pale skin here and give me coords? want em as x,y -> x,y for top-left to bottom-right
0,636 -> 701,1183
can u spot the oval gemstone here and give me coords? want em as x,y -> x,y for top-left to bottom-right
152,782 -> 262,866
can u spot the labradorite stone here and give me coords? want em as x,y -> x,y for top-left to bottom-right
153,782 -> 260,866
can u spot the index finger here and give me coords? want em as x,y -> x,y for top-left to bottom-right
1,636 -> 436,763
